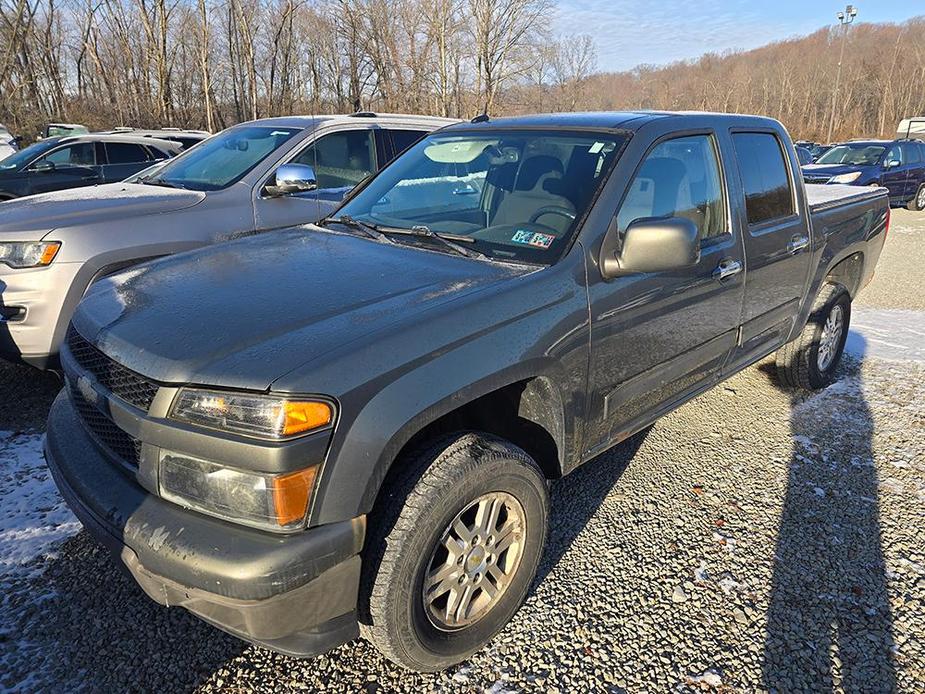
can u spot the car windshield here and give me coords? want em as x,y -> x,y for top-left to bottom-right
335,129 -> 627,264
0,139 -> 56,171
144,125 -> 301,191
815,144 -> 886,166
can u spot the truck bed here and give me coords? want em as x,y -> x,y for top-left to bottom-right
805,183 -> 886,212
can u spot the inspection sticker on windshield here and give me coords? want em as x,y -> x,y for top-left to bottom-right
511,229 -> 556,248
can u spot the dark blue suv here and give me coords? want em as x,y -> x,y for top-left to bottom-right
802,139 -> 925,210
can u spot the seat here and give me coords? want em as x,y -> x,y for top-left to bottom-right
491,155 -> 575,234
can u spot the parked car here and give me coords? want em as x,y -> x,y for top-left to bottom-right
795,141 -> 833,162
0,124 -> 19,162
0,113 -> 456,367
0,134 -> 182,201
98,127 -> 211,150
40,122 -> 89,139
897,117 -> 925,140
795,145 -> 813,165
802,138 -> 925,210
45,111 -> 889,672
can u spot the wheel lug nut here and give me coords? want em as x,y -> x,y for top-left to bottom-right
458,576 -> 466,585
457,555 -> 464,565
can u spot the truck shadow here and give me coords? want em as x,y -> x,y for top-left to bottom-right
759,336 -> 897,692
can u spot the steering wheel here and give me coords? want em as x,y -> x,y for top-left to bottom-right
529,206 -> 576,225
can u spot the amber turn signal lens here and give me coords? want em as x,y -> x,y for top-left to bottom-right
39,242 -> 61,266
282,401 -> 333,437
270,466 -> 319,526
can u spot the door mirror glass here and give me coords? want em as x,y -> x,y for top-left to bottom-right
601,217 -> 700,278
267,163 -> 317,196
31,160 -> 56,173
885,158 -> 901,169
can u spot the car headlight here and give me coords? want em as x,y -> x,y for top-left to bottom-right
169,388 -> 334,439
830,171 -> 862,184
0,241 -> 61,268
159,451 -> 318,530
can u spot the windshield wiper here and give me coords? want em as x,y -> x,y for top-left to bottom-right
320,215 -> 392,243
382,225 -> 488,260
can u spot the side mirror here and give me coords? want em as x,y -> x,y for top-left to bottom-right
266,163 -> 317,197
600,217 -> 700,279
31,160 -> 56,173
885,159 -> 901,169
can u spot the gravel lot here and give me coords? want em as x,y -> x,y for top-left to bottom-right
1,210 -> 923,693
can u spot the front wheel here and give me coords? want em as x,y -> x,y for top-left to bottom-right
774,283 -> 851,390
908,183 -> 925,212
359,432 -> 549,672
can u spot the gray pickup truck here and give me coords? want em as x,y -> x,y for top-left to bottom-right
45,112 -> 888,672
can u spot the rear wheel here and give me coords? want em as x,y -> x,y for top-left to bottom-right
360,432 -> 549,672
908,183 -> 925,212
774,283 -> 851,390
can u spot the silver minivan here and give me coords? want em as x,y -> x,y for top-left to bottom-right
0,113 -> 457,368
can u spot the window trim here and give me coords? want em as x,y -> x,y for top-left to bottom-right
613,129 -> 732,245
729,128 -> 799,231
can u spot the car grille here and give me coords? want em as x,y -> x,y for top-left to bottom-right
68,380 -> 143,467
66,326 -> 159,412
803,174 -> 831,184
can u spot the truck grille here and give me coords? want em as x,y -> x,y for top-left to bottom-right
69,381 -> 143,467
66,326 -> 159,412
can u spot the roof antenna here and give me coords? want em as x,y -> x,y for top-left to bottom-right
471,109 -> 489,124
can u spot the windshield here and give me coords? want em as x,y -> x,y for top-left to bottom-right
145,125 -> 301,191
0,139 -> 56,171
815,144 -> 886,166
336,130 -> 627,264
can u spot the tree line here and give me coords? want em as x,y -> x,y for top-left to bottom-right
1,0 -> 922,143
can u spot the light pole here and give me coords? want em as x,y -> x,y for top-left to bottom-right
827,4 -> 858,142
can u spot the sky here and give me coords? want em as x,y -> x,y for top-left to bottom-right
556,0 -> 923,73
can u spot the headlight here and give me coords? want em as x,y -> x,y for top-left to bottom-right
169,388 -> 334,439
830,172 -> 862,184
159,452 -> 318,530
0,241 -> 61,268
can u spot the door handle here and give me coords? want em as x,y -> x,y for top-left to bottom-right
713,258 -> 742,281
787,234 -> 809,253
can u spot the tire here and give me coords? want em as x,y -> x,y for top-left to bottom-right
359,432 -> 549,672
774,283 -> 851,390
908,183 -> 925,212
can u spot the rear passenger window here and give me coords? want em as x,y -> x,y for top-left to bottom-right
105,142 -> 151,164
902,143 -> 921,164
617,134 -> 727,241
732,133 -> 794,225
390,130 -> 428,156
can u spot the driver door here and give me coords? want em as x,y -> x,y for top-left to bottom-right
584,132 -> 745,454
28,142 -> 101,194
254,128 -> 378,230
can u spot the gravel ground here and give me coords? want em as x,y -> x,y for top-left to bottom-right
1,210 -> 923,693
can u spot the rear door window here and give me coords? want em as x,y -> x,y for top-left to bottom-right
389,130 -> 428,156
105,142 -> 151,164
732,133 -> 794,225
901,143 -> 921,164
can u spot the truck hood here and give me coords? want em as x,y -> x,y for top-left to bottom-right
72,227 -> 530,390
0,183 -> 205,236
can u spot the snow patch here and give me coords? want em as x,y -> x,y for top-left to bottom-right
0,431 -> 80,574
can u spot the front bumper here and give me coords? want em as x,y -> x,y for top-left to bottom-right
45,389 -> 365,657
0,262 -> 83,368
